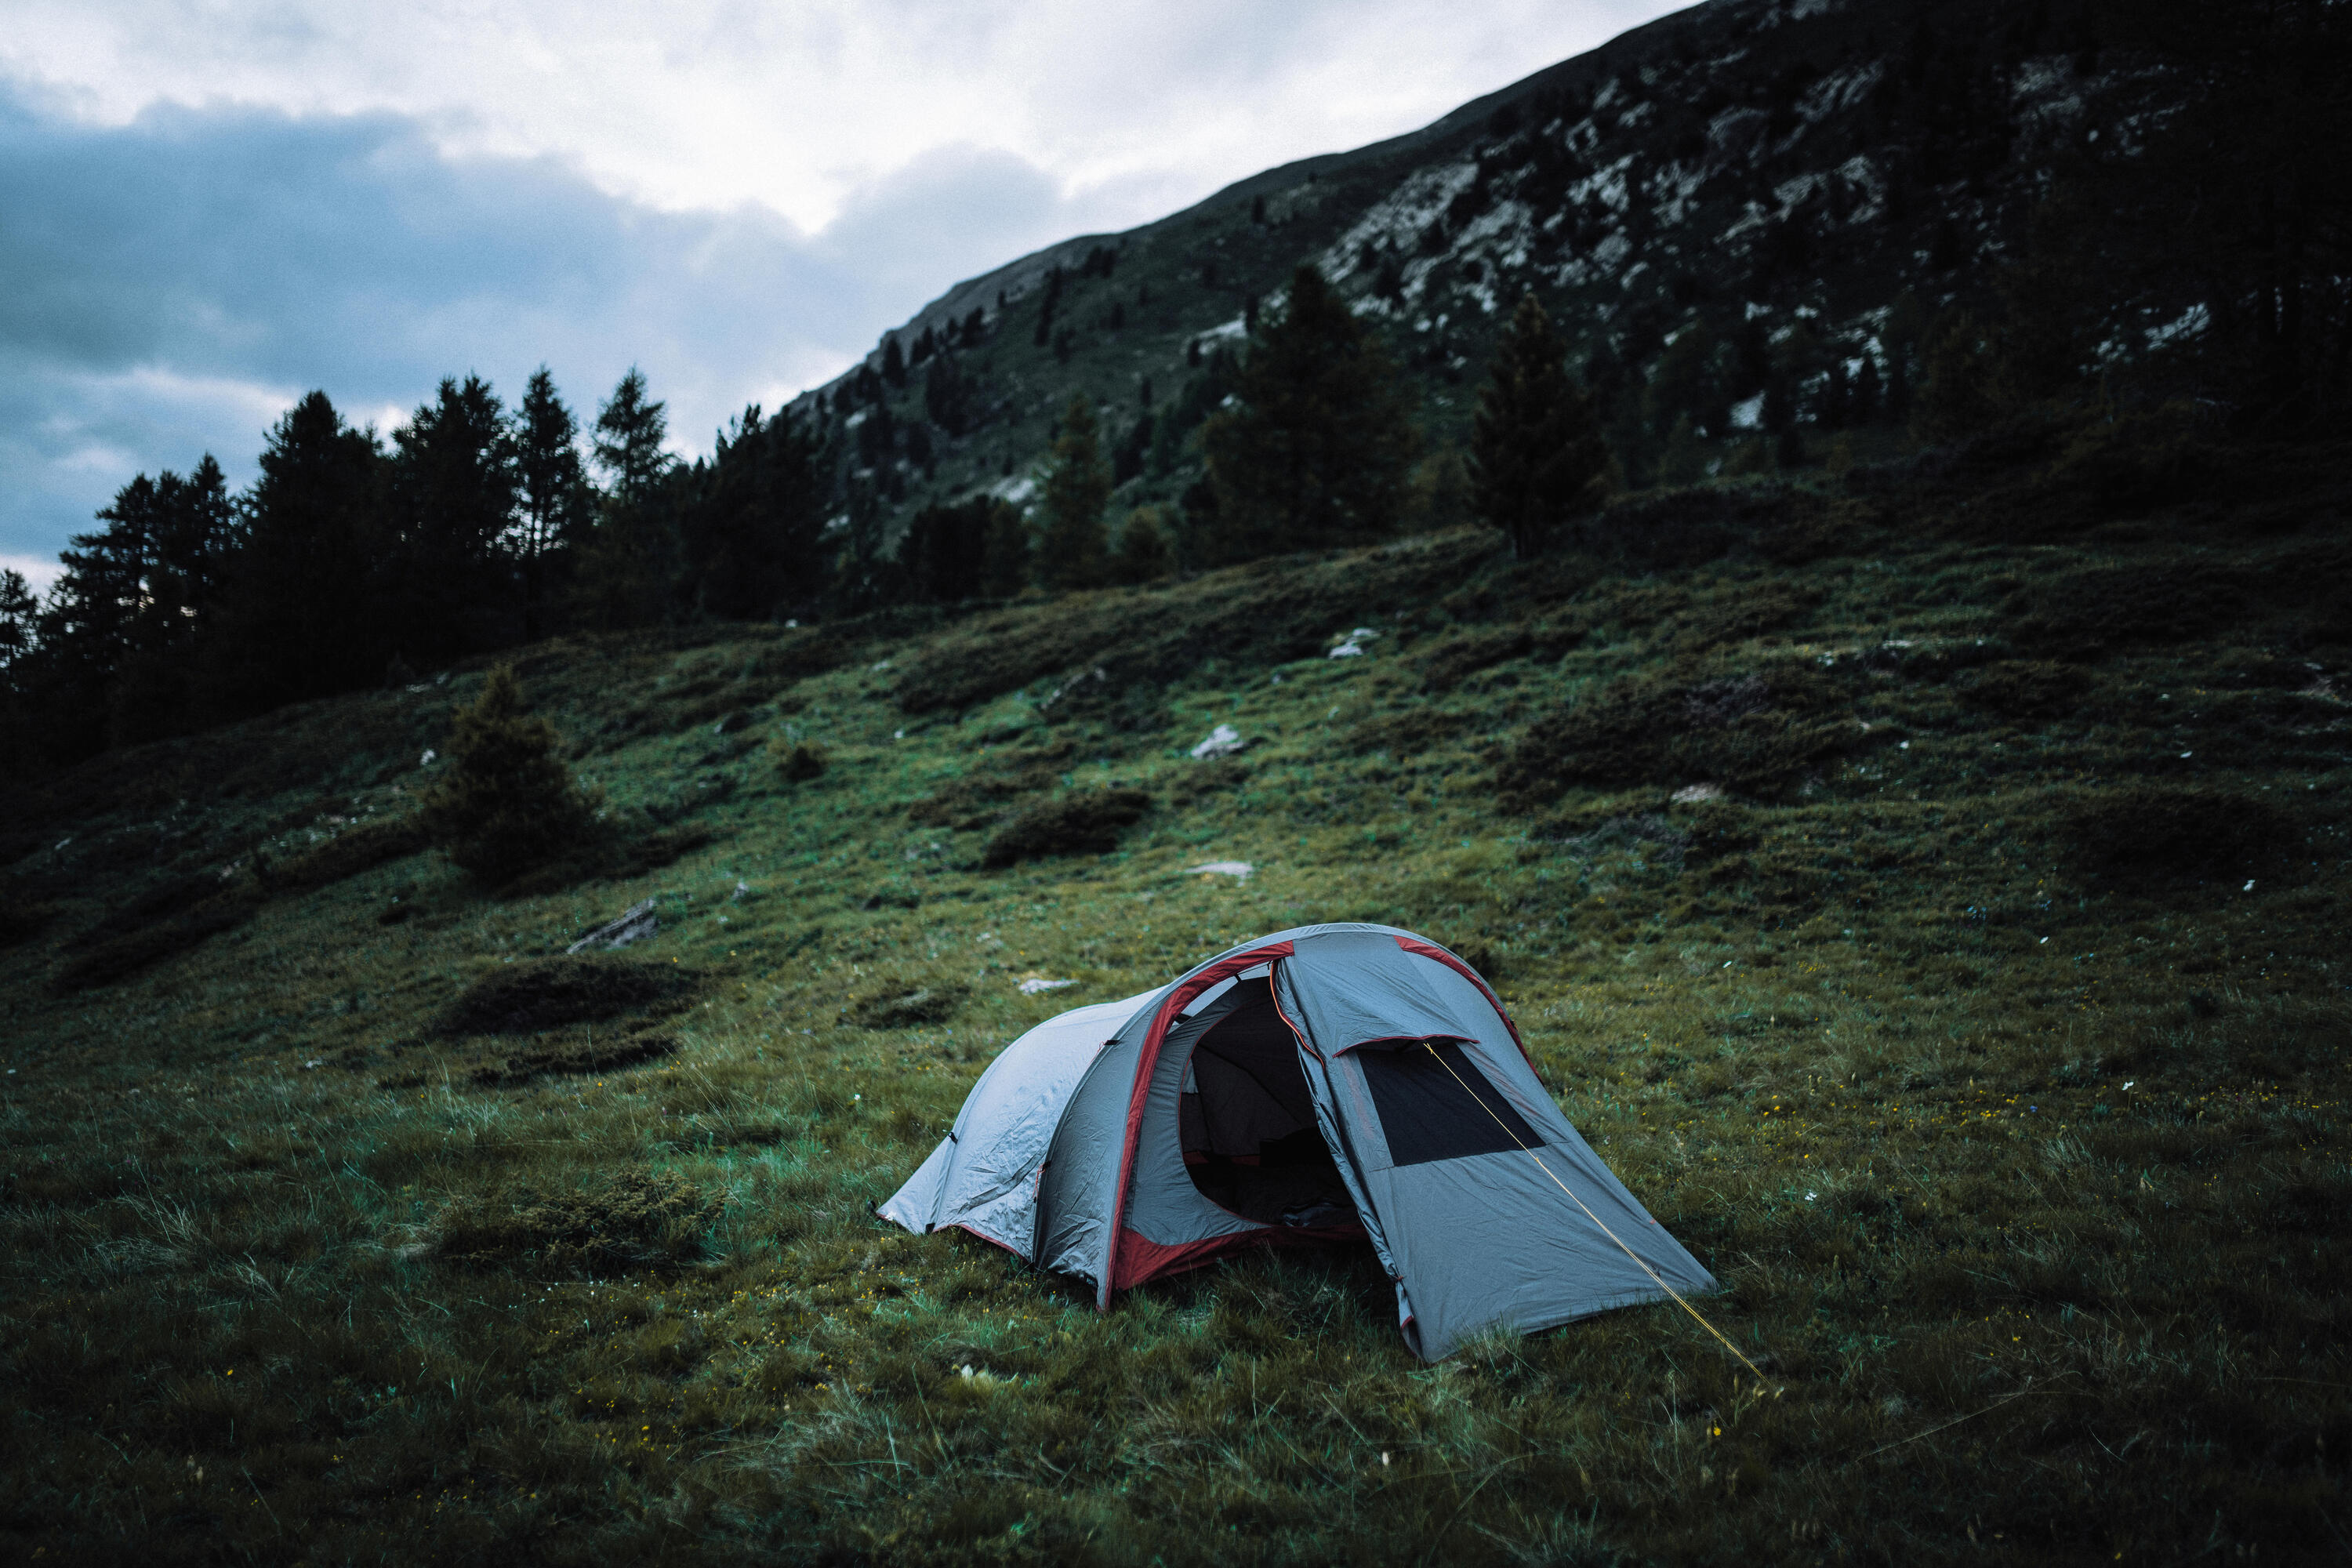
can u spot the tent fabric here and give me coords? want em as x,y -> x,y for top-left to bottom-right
876,989 -> 1157,1254
879,924 -> 1718,1360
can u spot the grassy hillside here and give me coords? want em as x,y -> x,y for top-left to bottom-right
3,419 -> 2349,1563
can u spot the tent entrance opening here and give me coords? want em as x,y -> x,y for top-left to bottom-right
1178,979 -> 1354,1228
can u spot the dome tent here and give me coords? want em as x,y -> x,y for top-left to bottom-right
880,923 -> 1716,1360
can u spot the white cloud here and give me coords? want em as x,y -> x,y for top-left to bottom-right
0,0 -> 1688,567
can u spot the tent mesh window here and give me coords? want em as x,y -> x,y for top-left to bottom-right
1356,1040 -> 1541,1167
1178,979 -> 1356,1227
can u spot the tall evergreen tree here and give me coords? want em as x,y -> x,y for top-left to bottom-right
390,374 -> 519,661
514,367 -> 589,641
1035,395 -> 1112,592
1470,293 -> 1610,558
1198,264 -> 1419,562
592,368 -> 673,505
574,368 -> 681,628
204,390 -> 387,713
684,405 -> 830,620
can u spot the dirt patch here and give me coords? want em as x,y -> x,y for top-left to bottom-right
50,884 -> 263,993
982,788 -> 1152,867
892,532 -> 1496,715
1415,628 -> 1535,691
1348,710 -> 1474,755
436,956 -> 695,1037
847,984 -> 969,1029
2061,786 -> 2296,888
434,1169 -> 723,1272
273,816 -> 429,892
2010,564 -> 2244,659
465,1027 -> 680,1086
1497,666 -> 1849,806
0,895 -> 62,949
1959,660 -> 2082,720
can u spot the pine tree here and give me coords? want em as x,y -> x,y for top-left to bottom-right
593,369 -> 673,505
390,374 -> 519,662
514,367 -> 588,641
1468,292 -> 1609,559
1198,264 -> 1419,562
1111,506 -> 1174,585
684,405 -> 829,620
204,390 -> 388,713
1036,395 -> 1112,591
575,369 -> 682,628
417,664 -> 601,884
980,500 -> 1029,599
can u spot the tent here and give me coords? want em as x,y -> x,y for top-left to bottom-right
880,923 -> 1716,1359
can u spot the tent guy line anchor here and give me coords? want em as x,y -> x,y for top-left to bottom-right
1419,1040 -> 1773,1386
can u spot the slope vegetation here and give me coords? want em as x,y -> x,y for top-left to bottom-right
2,421 -> 2347,1561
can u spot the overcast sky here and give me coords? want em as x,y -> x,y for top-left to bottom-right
2,0 -> 1687,588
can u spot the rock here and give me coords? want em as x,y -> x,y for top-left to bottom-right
1189,860 -> 1254,880
1017,975 -> 1077,995
1671,783 -> 1726,804
1191,723 -> 1247,759
566,898 -> 659,954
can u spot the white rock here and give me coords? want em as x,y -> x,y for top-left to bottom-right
1191,724 -> 1246,759
1018,976 -> 1078,995
1189,861 -> 1254,880
1671,783 -> 1725,804
419,748 -> 437,768
1328,642 -> 1366,659
567,898 -> 659,954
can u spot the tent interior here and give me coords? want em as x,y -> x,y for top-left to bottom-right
1177,975 -> 1357,1229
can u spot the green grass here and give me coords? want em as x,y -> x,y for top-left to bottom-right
3,432 -> 2349,1563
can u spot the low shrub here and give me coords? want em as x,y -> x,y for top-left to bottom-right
772,741 -> 829,782
982,788 -> 1152,866
417,665 -> 604,884
436,956 -> 695,1036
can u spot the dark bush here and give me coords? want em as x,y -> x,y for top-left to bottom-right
417,665 -> 604,885
982,788 -> 1152,866
772,741 -> 829,782
436,956 -> 695,1036
2062,786 -> 2296,887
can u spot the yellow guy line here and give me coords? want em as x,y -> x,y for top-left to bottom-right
1421,1041 -> 1772,1385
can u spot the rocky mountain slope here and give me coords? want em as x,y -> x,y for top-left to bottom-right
795,0 -> 2136,542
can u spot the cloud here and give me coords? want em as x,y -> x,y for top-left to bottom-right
0,80 -> 1099,561
0,2 -> 1690,566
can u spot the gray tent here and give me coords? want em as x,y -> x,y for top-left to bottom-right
880,923 -> 1715,1359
